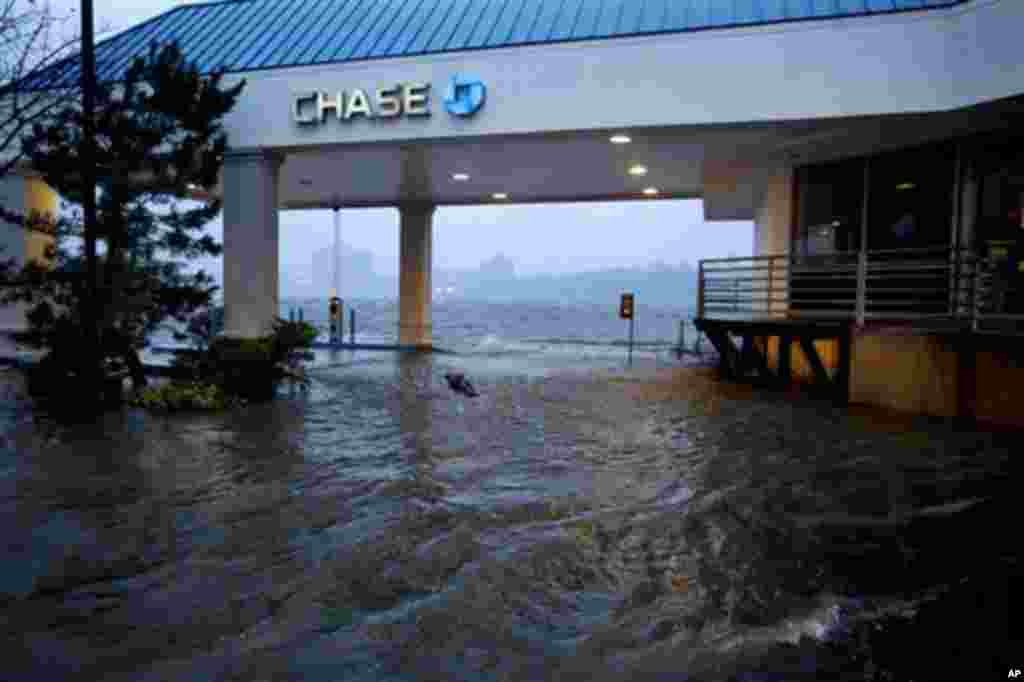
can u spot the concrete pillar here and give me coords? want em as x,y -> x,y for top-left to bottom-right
223,151 -> 282,339
1,174 -> 57,335
398,203 -> 434,347
753,166 -> 794,318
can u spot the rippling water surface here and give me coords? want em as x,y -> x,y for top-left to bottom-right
0,347 -> 1016,680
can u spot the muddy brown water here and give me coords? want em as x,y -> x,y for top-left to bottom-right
0,351 -> 1017,680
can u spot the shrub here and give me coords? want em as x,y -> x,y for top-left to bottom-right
168,316 -> 318,403
130,381 -> 239,411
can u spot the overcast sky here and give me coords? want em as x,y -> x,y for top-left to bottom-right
45,0 -> 753,277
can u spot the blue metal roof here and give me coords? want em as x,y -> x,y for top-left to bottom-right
34,0 -> 965,87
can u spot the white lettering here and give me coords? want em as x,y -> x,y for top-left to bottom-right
317,91 -> 344,122
295,82 -> 434,124
1009,670 -> 1022,679
345,88 -> 372,119
404,83 -> 430,117
377,85 -> 402,118
293,93 -> 317,125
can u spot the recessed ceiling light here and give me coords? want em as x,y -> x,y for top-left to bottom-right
642,187 -> 659,196
186,182 -> 200,191
628,164 -> 648,176
299,178 -> 313,186
492,193 -> 508,200
896,182 -> 915,191
610,134 -> 632,144
452,173 -> 470,181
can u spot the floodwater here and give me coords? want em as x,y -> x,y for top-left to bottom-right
0,349 -> 1017,680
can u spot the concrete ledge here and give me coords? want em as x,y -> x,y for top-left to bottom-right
309,342 -> 454,354
148,342 -> 456,355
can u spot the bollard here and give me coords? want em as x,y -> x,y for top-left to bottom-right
329,297 -> 340,344
349,308 -> 355,344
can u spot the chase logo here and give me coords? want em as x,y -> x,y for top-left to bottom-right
444,74 -> 486,117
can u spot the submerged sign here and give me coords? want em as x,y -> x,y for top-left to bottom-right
294,75 -> 486,125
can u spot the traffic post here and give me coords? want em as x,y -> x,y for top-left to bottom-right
620,293 -> 635,367
329,296 -> 341,345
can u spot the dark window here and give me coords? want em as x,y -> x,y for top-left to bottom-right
791,159 -> 864,314
973,138 -> 1024,249
866,143 -> 955,251
864,143 -> 956,320
970,137 -> 1024,315
795,159 -> 864,258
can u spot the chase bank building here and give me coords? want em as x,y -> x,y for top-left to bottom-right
4,0 -> 1024,423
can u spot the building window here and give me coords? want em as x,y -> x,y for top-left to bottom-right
968,136 -> 1024,315
794,159 -> 864,258
972,137 -> 1024,252
866,142 -> 955,252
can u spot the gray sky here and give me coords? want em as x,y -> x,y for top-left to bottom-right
46,0 -> 753,277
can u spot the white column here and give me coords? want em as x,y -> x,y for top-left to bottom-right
398,203 -> 435,347
223,151 -> 282,339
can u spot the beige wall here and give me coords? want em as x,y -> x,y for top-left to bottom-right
398,204 -> 434,347
752,166 -> 793,318
849,334 -> 959,418
754,330 -> 1024,426
753,166 -> 793,258
1,175 -> 57,334
973,350 -> 1024,427
23,177 -> 57,265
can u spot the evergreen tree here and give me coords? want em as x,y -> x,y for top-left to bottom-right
1,42 -> 244,402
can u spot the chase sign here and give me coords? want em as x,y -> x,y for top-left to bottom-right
294,74 -> 486,125
444,74 -> 486,116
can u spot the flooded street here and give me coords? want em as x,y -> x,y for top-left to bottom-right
0,351 -> 1017,680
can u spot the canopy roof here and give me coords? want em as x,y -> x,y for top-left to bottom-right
34,0 -> 962,87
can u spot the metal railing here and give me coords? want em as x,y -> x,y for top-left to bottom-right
697,246 -> 1024,333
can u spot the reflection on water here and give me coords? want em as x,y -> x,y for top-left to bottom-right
0,357 -> 1016,680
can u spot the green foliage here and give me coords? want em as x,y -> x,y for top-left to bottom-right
0,42 -> 245,407
166,315 -> 318,404
130,380 -> 239,412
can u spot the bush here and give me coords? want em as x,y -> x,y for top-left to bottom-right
26,350 -> 126,414
130,381 -> 239,411
168,316 -> 318,404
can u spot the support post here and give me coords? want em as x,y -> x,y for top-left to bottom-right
223,151 -> 282,339
836,328 -> 851,406
628,314 -> 635,367
856,249 -> 867,327
80,0 -> 102,402
778,334 -> 792,386
971,255 -> 982,332
697,262 -> 705,319
398,204 -> 435,347
332,206 -> 341,337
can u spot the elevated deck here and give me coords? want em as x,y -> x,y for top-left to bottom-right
694,316 -> 852,402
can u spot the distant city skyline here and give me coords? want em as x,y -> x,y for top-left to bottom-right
192,200 -> 752,286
